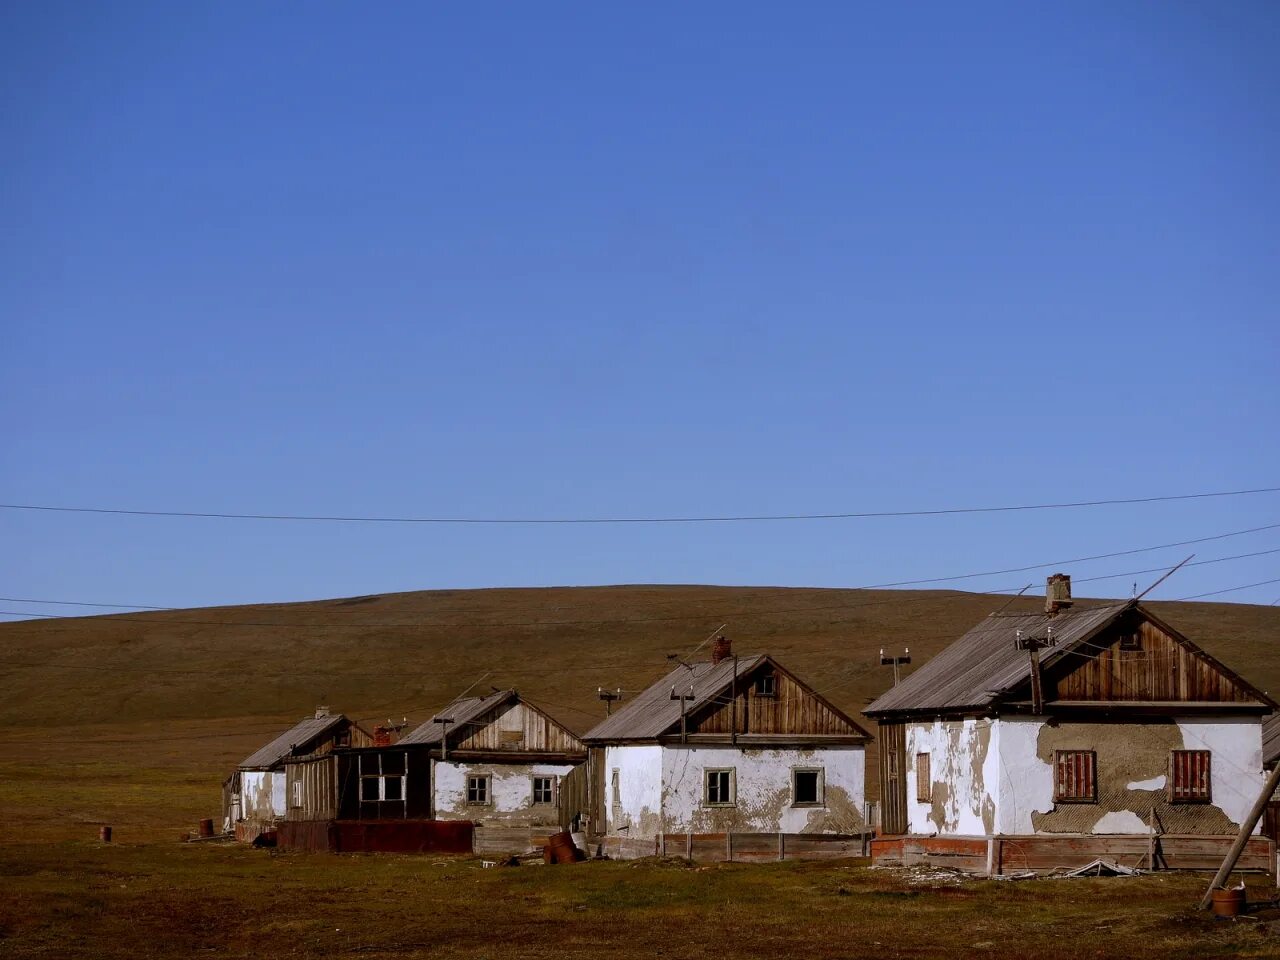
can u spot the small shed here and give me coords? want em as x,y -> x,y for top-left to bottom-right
227,707 -> 369,840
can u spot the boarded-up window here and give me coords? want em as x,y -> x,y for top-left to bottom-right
1170,750 -> 1211,803
1054,750 -> 1096,803
915,753 -> 931,803
467,775 -> 490,805
704,768 -> 735,806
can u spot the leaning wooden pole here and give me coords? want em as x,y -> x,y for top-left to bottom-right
1198,762 -> 1280,910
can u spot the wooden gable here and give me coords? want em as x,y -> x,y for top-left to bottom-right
452,699 -> 585,754
1045,607 -> 1267,706
688,659 -> 869,737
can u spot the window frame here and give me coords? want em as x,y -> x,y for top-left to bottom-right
290,777 -> 304,808
703,767 -> 736,807
755,673 -> 777,698
1053,749 -> 1097,804
531,775 -> 555,806
791,766 -> 824,808
1169,750 -> 1212,804
359,753 -> 408,805
915,752 -> 932,803
466,774 -> 492,806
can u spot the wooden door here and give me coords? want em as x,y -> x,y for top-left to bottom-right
878,722 -> 908,835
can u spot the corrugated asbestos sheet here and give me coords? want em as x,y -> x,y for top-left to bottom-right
865,602 -> 1131,716
239,714 -> 348,769
399,689 -> 515,745
582,655 -> 766,742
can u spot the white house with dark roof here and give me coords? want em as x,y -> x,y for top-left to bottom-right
864,574 -> 1276,873
582,636 -> 872,860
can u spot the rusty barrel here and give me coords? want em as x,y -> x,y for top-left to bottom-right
99,826 -> 112,843
548,830 -> 579,864
198,818 -> 215,838
1211,887 -> 1245,918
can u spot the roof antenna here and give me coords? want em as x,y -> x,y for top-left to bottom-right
1133,555 -> 1195,602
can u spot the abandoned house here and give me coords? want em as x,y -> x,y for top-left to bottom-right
864,574 -> 1277,873
277,688 -> 587,854
225,706 -> 370,841
581,636 -> 873,860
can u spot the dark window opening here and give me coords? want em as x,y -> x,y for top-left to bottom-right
705,769 -> 734,806
532,776 -> 554,805
755,674 -> 777,697
793,768 -> 822,806
467,775 -> 490,805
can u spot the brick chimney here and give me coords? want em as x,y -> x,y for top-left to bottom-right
1045,573 -> 1073,617
710,635 -> 732,665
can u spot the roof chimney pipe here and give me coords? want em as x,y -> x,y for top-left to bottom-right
1045,573 -> 1073,617
710,635 -> 732,665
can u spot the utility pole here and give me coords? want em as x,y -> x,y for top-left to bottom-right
597,687 -> 622,716
670,685 -> 695,744
437,717 -> 453,760
1014,627 -> 1053,714
880,648 -> 911,686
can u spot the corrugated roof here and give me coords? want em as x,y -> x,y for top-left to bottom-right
865,602 -> 1130,716
1264,714 -> 1280,768
399,689 -> 515,745
239,713 -> 348,769
583,656 -> 767,742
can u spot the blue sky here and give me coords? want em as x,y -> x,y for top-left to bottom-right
1,2 -> 1277,613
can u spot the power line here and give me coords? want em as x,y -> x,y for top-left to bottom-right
0,484 -> 1276,525
1172,577 -> 1280,602
2,524 -> 1277,629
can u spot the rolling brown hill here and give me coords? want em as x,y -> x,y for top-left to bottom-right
3,584 -> 1279,732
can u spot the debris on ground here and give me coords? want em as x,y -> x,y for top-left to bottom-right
1057,859 -> 1142,878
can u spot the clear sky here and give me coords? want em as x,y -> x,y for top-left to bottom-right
2,2 -> 1277,614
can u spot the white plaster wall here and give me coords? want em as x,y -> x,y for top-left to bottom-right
432,760 -> 576,821
993,716 -> 1265,835
1177,717 -> 1265,831
239,770 -> 286,821
602,745 -> 663,837
905,719 -> 1001,835
993,717 -> 1055,835
659,746 -> 865,834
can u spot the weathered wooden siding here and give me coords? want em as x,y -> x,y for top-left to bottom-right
693,666 -> 862,736
285,756 -> 337,822
878,721 -> 908,835
453,702 -> 584,753
1053,616 -> 1258,703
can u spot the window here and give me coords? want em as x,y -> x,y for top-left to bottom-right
1170,750 -> 1211,803
792,768 -> 823,806
359,752 -> 407,805
532,776 -> 554,805
704,768 -> 735,806
915,753 -> 932,803
611,768 -> 621,805
1053,750 -> 1097,803
1118,631 -> 1140,651
467,775 -> 490,805
755,674 -> 777,697
291,779 -> 303,808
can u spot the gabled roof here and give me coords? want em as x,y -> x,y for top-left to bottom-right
239,712 -> 348,769
583,655 -> 766,742
866,602 -> 1128,716
865,600 -> 1274,717
1264,714 -> 1280,769
399,688 -> 516,746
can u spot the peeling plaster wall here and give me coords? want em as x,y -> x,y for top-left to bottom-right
603,745 -> 663,838
996,716 -> 1263,836
658,746 -> 865,835
905,720 -> 999,835
239,770 -> 285,822
432,760 -> 575,824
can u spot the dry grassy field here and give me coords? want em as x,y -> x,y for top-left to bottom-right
3,585 -> 1280,957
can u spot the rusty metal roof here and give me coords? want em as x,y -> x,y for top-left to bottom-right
399,688 -> 516,745
239,713 -> 349,769
582,655 -> 767,742
865,601 -> 1131,716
